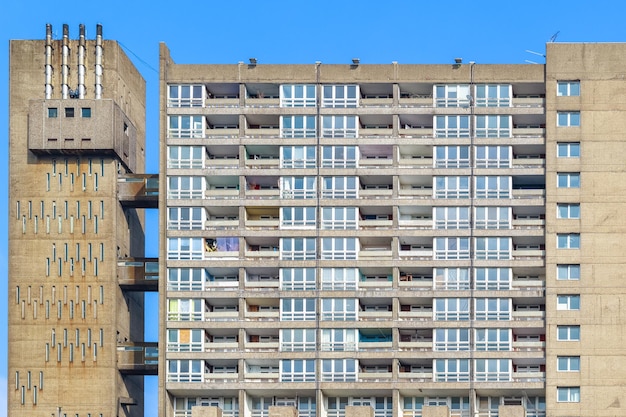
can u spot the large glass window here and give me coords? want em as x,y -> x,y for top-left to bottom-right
168,268 -> 205,291
557,172 -> 580,188
434,328 -> 470,351
167,329 -> 203,352
322,176 -> 358,198
281,177 -> 316,199
321,238 -> 357,260
557,81 -> 580,97
557,356 -> 580,372
557,325 -> 580,341
168,115 -> 204,138
321,298 -> 357,321
434,84 -> 470,107
167,298 -> 203,321
167,237 -> 204,260
168,207 -> 204,230
322,207 -> 357,230
474,268 -> 511,290
557,233 -> 580,249
280,359 -> 316,382
167,176 -> 204,199
321,115 -> 358,138
167,359 -> 202,382
475,207 -> 511,229
434,237 -> 470,260
321,359 -> 357,381
557,112 -> 580,127
434,268 -> 470,290
281,116 -> 316,138
322,146 -> 358,168
280,298 -> 316,321
557,387 -> 580,403
280,329 -> 316,352
434,207 -> 470,229
434,146 -> 470,168
474,359 -> 511,381
475,328 -> 511,351
434,176 -> 470,198
475,115 -> 511,137
321,268 -> 358,290
474,298 -> 511,320
168,85 -> 204,107
280,238 -> 316,260
280,85 -> 316,107
557,142 -> 580,157
321,329 -> 357,351
557,203 -> 580,219
281,268 -> 316,291
557,294 -> 580,310
281,207 -> 316,229
434,359 -> 470,382
322,85 -> 358,108
475,146 -> 511,168
475,84 -> 511,107
434,115 -> 470,138
475,176 -> 511,198
434,298 -> 470,321
168,146 -> 204,169
475,237 -> 511,260
557,264 -> 580,280
281,146 -> 316,168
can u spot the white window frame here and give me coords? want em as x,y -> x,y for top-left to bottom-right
557,264 -> 580,281
167,268 -> 205,291
168,115 -> 204,138
321,328 -> 357,351
321,237 -> 358,260
474,298 -> 511,320
167,359 -> 203,382
557,111 -> 580,127
168,146 -> 205,169
321,115 -> 358,138
322,207 -> 357,230
321,359 -> 357,382
475,237 -> 511,260
322,176 -> 358,198
474,268 -> 511,290
167,176 -> 204,199
322,146 -> 358,168
434,115 -> 470,138
474,206 -> 511,229
168,207 -> 204,230
434,268 -> 470,290
557,233 -> 580,249
557,142 -> 580,158
475,176 -> 511,198
433,328 -> 470,351
280,115 -> 317,138
167,298 -> 203,321
281,146 -> 317,168
321,298 -> 357,321
321,268 -> 358,290
434,359 -> 470,382
280,329 -> 316,352
434,298 -> 470,321
434,176 -> 470,199
557,81 -> 580,97
322,85 -> 358,108
280,238 -> 316,260
433,146 -> 470,168
434,84 -> 470,107
168,84 -> 204,107
557,387 -> 580,403
280,84 -> 317,107
474,328 -> 511,351
280,298 -> 316,321
167,329 -> 203,352
281,176 -> 316,199
280,268 -> 316,291
434,237 -> 470,260
280,207 -> 316,229
167,237 -> 204,260
434,206 -> 470,229
475,145 -> 511,168
474,359 -> 511,381
557,356 -> 580,372
475,84 -> 511,107
280,359 -> 316,382
557,203 -> 580,219
557,294 -> 580,311
475,115 -> 511,138
557,172 -> 580,188
557,325 -> 580,341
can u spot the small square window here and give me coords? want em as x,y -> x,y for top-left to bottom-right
557,264 -> 580,280
557,294 -> 580,310
557,233 -> 580,249
557,173 -> 580,188
557,356 -> 580,372
557,387 -> 580,402
557,325 -> 580,341
557,142 -> 580,158
557,81 -> 580,97
65,108 -> 75,118
557,111 -> 580,127
557,203 -> 580,219
48,108 -> 58,118
81,108 -> 91,118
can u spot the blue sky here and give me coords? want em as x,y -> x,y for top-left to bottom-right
1,0 -> 626,415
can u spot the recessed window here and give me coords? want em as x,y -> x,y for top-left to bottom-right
557,325 -> 580,341
557,233 -> 580,249
81,108 -> 91,118
557,387 -> 580,402
557,264 -> 580,280
557,172 -> 580,188
557,356 -> 580,372
557,294 -> 580,310
557,203 -> 580,219
557,111 -> 580,126
65,108 -> 75,118
557,142 -> 580,158
48,108 -> 58,118
557,81 -> 580,96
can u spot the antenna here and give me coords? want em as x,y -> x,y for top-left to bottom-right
549,31 -> 560,43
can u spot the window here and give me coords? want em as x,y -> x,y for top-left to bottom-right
321,207 -> 357,230
434,237 -> 470,260
81,107 -> 91,118
280,359 -> 315,382
167,268 -> 205,291
434,115 -> 470,137
475,115 -> 511,138
167,238 -> 203,260
167,176 -> 204,199
557,356 -> 580,372
322,85 -> 358,108
280,238 -> 316,260
434,359 -> 470,382
434,268 -> 470,290
167,299 -> 203,321
474,268 -> 511,290
557,233 -> 580,249
167,359 -> 202,382
321,298 -> 357,321
475,237 -> 511,260
557,325 -> 580,341
322,146 -> 358,168
48,108 -> 58,118
434,84 -> 470,107
322,176 -> 358,198
434,207 -> 470,229
321,115 -> 358,138
167,329 -> 203,352
320,238 -> 357,260
434,298 -> 470,321
168,85 -> 204,107
434,176 -> 469,198
474,298 -> 511,320
434,328 -> 470,351
557,111 -> 580,127
168,207 -> 204,230
168,146 -> 204,169
281,84 -> 316,107
168,115 -> 204,138
474,359 -> 511,381
475,84 -> 511,107
557,294 -> 580,310
281,116 -> 316,138
281,207 -> 316,229
557,172 -> 580,188
475,328 -> 511,351
557,203 -> 580,219
557,264 -> 580,280
434,146 -> 470,168
280,298 -> 316,321
557,142 -> 580,158
65,108 -> 74,117
557,81 -> 580,97
475,146 -> 511,168
557,387 -> 580,403
475,176 -> 511,198
321,329 -> 357,351
474,207 -> 511,229
281,146 -> 316,168
321,268 -> 358,290
281,176 -> 316,199
281,268 -> 316,291
280,329 -> 316,351
321,359 -> 357,381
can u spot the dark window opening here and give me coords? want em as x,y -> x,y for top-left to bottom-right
65,108 -> 75,118
81,108 -> 92,118
48,108 -> 58,118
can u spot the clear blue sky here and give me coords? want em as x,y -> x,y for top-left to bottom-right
1,0 -> 625,416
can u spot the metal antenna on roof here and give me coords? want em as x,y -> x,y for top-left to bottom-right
549,31 -> 560,43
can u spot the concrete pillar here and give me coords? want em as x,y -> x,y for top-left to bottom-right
192,406 -> 223,417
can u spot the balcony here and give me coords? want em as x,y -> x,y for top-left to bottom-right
245,372 -> 279,383
245,310 -> 280,321
398,127 -> 434,138
512,310 -> 545,321
512,218 -> 545,230
513,97 -> 545,108
512,340 -> 545,352
397,371 -> 433,382
358,372 -> 393,382
245,342 -> 279,352
398,341 -> 431,351
512,371 -> 545,383
512,249 -> 544,260
358,249 -> 393,260
206,219 -> 239,230
398,188 -> 432,199
205,342 -> 239,352
205,189 -> 239,199
511,189 -> 545,199
358,341 -> 393,351
398,218 -> 432,229
205,311 -> 239,321
398,310 -> 432,321
359,311 -> 392,321
399,249 -> 433,260
205,372 -> 239,383
360,219 -> 393,229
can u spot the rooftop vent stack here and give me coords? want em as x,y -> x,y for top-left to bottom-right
78,24 -> 86,99
61,24 -> 69,99
95,24 -> 103,99
45,24 -> 53,99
